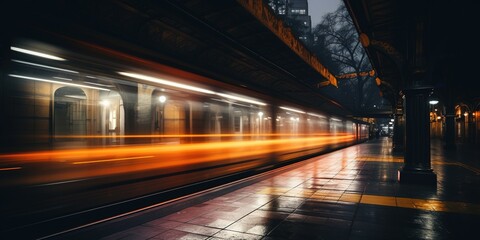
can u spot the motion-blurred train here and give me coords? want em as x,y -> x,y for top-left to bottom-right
0,31 -> 369,237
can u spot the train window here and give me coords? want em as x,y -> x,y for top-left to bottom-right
208,103 -> 223,135
254,111 -> 264,134
99,90 -> 124,141
251,108 -> 270,137
330,117 -> 343,134
346,121 -> 354,134
54,87 -> 87,139
306,114 -> 327,134
190,101 -> 208,135
164,100 -> 186,136
232,106 -> 255,135
233,108 -> 244,133
277,108 -> 303,136
53,87 -> 125,146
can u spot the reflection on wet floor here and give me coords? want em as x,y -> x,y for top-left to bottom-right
76,138 -> 480,240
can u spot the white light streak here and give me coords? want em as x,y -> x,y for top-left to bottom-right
12,59 -> 78,73
119,72 -> 215,95
120,72 -> 267,106
307,112 -> 326,118
53,76 -> 72,81
9,74 -> 110,91
280,106 -> 305,114
216,93 -> 266,106
84,81 -> 114,88
64,95 -> 87,99
11,46 -> 66,61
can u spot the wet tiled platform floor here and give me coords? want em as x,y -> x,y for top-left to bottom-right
61,138 -> 480,240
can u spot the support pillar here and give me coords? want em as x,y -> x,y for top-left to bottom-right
444,105 -> 456,150
117,84 -> 139,145
392,98 -> 405,155
398,87 -> 437,184
467,112 -> 476,144
0,41 -> 10,152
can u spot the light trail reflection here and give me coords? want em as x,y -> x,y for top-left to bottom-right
0,134 -> 354,185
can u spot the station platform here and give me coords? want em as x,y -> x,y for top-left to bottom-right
53,137 -> 480,240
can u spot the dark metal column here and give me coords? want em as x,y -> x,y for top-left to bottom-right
398,87 -> 437,184
117,84 -> 139,144
444,105 -> 456,150
468,112 -> 476,144
392,97 -> 405,155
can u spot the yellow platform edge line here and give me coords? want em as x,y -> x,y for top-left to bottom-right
356,155 -> 480,174
258,187 -> 480,215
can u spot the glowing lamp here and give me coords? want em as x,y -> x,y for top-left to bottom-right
159,95 -> 167,103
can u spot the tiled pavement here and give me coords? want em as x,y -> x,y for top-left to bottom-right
59,138 -> 480,240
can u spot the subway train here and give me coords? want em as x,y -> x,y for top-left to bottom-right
0,32 -> 370,238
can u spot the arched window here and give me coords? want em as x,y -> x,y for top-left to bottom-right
99,90 -> 124,143
54,87 -> 87,139
152,91 -> 188,143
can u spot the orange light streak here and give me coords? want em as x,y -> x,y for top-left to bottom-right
0,135 -> 355,185
1,135 -> 354,164
0,167 -> 22,171
52,133 -> 339,139
73,156 -> 155,165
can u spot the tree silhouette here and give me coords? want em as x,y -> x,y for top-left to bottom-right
264,1 -> 387,113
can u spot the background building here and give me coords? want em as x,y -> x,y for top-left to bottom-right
266,0 -> 312,45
